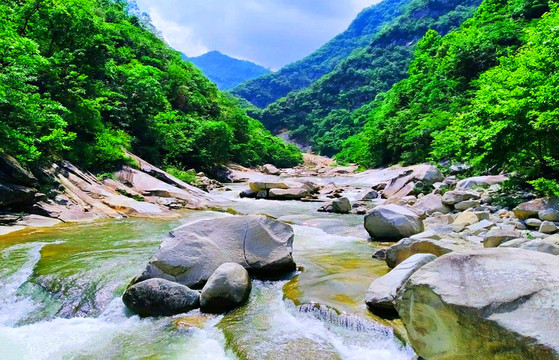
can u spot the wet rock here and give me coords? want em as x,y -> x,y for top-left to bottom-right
261,164 -> 281,176
441,190 -> 481,206
455,175 -> 508,190
256,190 -> 268,199
200,263 -> 251,314
268,188 -> 310,200
396,249 -> 559,360
483,228 -> 521,248
364,204 -> 424,241
385,238 -> 460,268
135,215 -> 295,288
122,278 -> 200,317
239,190 -> 257,199
372,248 -> 387,260
411,194 -> 450,216
366,254 -> 436,313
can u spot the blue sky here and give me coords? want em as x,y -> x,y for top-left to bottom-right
136,0 -> 381,70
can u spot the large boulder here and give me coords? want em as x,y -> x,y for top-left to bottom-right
455,175 -> 508,190
514,198 -> 559,220
364,204 -> 424,241
267,188 -> 309,200
122,278 -> 200,317
366,254 -> 436,312
135,215 -> 295,288
396,249 -> 559,359
200,263 -> 251,313
385,238 -> 460,268
441,190 -> 481,206
411,194 -> 450,216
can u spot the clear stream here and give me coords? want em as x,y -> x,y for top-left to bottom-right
0,183 -> 415,359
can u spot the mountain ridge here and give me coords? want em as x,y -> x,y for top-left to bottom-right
185,51 -> 271,90
230,0 -> 409,108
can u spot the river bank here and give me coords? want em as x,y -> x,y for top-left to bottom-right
2,153 -> 559,359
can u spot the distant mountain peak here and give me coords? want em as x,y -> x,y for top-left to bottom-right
185,51 -> 271,90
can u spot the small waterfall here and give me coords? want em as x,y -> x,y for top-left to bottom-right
0,242 -> 58,326
291,302 -> 393,336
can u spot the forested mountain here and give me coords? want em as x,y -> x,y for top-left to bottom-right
185,51 -> 271,90
0,0 -> 301,174
230,0 -> 410,108
339,0 -> 558,180
257,0 -> 482,156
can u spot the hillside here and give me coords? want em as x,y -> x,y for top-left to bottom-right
339,0 -> 557,180
257,0 -> 482,156
185,51 -> 271,90
0,0 -> 301,174
229,0 -> 410,108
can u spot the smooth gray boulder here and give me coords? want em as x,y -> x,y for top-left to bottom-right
200,263 -> 251,313
364,204 -> 424,241
396,249 -> 559,360
366,254 -> 436,312
135,215 -> 295,288
122,278 -> 200,317
385,238 -> 460,268
411,194 -> 450,216
540,221 -> 558,234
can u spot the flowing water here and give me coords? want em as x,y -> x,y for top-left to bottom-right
0,182 -> 415,359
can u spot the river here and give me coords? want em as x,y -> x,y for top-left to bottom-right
0,181 -> 415,359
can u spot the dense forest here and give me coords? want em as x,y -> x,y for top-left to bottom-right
0,0 -> 302,175
230,0 -> 410,108
255,0 -> 482,156
185,51 -> 271,90
339,0 -> 558,180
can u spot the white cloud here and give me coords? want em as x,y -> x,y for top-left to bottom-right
136,0 -> 381,69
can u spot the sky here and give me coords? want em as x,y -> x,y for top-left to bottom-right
136,0 -> 381,70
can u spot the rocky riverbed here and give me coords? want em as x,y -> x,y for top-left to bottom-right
1,153 -> 559,359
